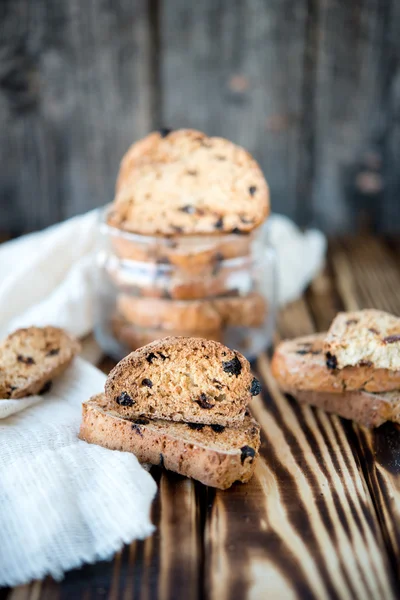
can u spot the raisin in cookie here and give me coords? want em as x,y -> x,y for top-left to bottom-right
104,337 -> 261,425
271,333 -> 400,393
80,393 -> 261,489
324,310 -> 400,371
108,129 -> 269,236
0,326 -> 80,399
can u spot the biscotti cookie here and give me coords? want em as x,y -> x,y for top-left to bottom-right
117,295 -> 222,332
212,292 -> 267,328
109,129 -> 270,236
117,292 -> 266,332
324,310 -> 400,370
287,388 -> 400,429
111,315 -> 222,350
109,225 -> 252,275
0,326 -> 80,399
271,333 -> 400,393
104,337 -> 261,425
105,254 -> 251,301
80,394 -> 260,489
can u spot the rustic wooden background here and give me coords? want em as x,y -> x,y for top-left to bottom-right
1,0 -> 399,235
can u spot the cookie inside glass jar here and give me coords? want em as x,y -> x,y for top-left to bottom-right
95,128 -> 275,360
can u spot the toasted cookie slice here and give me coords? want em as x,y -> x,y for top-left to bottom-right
117,295 -> 222,332
109,129 -> 269,236
324,310 -> 400,371
212,292 -> 267,328
104,337 -> 260,425
271,333 -> 400,393
0,326 -> 80,399
117,292 -> 266,333
112,314 -> 222,351
80,394 -> 260,489
287,388 -> 400,429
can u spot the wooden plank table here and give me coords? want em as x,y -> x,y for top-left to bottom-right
3,236 -> 400,600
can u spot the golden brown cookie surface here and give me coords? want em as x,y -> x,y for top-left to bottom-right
109,129 -> 269,236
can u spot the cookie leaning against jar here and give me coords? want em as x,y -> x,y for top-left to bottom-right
107,128 -> 270,267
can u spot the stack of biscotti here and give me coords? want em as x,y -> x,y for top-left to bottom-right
103,128 -> 270,350
271,310 -> 400,428
0,326 -> 80,399
79,337 -> 261,489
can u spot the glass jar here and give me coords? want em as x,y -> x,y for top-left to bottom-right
95,207 -> 276,361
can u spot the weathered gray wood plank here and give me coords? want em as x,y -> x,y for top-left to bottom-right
310,0 -> 389,232
380,0 -> 400,233
160,0 -> 308,219
0,0 -> 153,233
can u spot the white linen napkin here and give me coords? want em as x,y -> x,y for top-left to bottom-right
0,357 -> 157,587
0,208 -> 326,340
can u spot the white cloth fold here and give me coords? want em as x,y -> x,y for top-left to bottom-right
0,358 -> 157,587
267,214 -> 327,305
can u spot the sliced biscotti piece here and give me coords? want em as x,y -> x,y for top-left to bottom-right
117,295 -> 222,332
287,389 -> 400,428
271,333 -> 400,393
80,394 -> 260,489
109,128 -> 270,236
212,292 -> 267,328
116,292 -> 267,332
105,337 -> 260,425
112,315 -> 222,351
0,326 -> 80,399
324,310 -> 400,370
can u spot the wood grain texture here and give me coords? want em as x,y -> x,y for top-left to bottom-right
4,237 -> 400,598
204,290 -> 397,599
0,0 -> 153,233
330,237 -> 400,579
310,0 -> 388,232
205,356 -> 396,599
